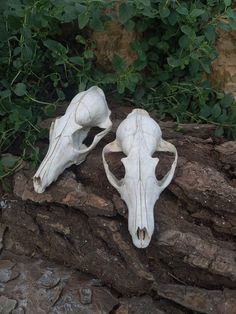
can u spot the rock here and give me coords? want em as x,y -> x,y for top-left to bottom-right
92,21 -> 137,70
158,228 -> 236,282
2,198 -> 154,295
12,307 -> 25,314
0,296 -> 17,313
215,141 -> 236,175
7,108 -> 236,312
210,30 -> 236,100
0,260 -> 19,283
14,170 -> 115,217
116,296 -> 166,314
37,269 -> 60,288
0,251 -> 118,314
79,287 -> 92,305
0,224 -> 6,253
157,284 -> 236,314
171,160 -> 236,214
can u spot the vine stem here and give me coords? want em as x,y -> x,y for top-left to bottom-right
26,94 -> 56,106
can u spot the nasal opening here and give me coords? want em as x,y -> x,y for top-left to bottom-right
136,227 -> 148,241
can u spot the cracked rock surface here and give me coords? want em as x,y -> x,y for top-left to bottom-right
1,106 -> 236,313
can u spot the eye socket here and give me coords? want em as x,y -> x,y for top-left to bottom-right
71,126 -> 104,151
82,127 -> 104,146
152,151 -> 175,180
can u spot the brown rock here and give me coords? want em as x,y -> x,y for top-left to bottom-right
92,21 -> 137,70
210,30 -> 236,100
7,107 -> 236,312
157,284 -> 236,314
2,197 -> 154,295
171,160 -> 236,214
14,170 -> 115,217
0,223 -> 6,253
116,296 -> 166,314
0,260 -> 19,283
0,251 -> 118,314
215,141 -> 236,175
158,228 -> 236,281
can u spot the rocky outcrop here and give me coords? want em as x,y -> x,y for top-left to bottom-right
1,108 -> 236,313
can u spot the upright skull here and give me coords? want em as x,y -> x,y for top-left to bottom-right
102,109 -> 177,248
33,86 -> 112,193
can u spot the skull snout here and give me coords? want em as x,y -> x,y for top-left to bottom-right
132,227 -> 151,248
33,136 -> 77,193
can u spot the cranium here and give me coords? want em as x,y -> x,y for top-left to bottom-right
33,86 -> 112,193
102,109 -> 177,248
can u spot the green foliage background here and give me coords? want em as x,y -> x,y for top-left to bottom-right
0,0 -> 236,182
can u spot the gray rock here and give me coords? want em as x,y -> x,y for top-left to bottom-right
0,295 -> 17,313
79,287 -> 92,305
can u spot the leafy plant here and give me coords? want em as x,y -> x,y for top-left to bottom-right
0,0 -> 236,183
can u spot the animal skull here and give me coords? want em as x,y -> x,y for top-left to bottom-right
102,109 -> 177,248
33,86 -> 112,193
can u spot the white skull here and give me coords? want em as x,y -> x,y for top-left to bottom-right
33,86 -> 112,193
102,109 -> 177,248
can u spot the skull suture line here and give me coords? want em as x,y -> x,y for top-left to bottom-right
102,109 -> 178,248
33,86 -> 112,193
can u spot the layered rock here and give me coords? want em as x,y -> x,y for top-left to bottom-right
1,111 -> 236,313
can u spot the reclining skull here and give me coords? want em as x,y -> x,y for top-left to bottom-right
33,86 -> 112,193
102,109 -> 177,248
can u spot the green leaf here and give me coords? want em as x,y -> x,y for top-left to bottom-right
221,94 -> 233,107
190,9 -> 205,18
119,3 -> 134,24
200,105 -> 212,118
176,6 -> 188,15
69,56 -> 84,66
181,25 -> 194,36
78,11 -> 89,29
218,109 -> 228,123
160,7 -> 170,18
84,50 -> 93,59
224,0 -> 231,7
215,126 -> 224,137
14,83 -> 26,96
75,35 -> 86,45
168,11 -> 178,25
117,81 -> 125,94
112,54 -> 126,72
56,88 -> 65,100
200,61 -> 211,73
21,45 -> 33,61
167,56 -> 180,67
178,35 -> 189,48
43,39 -> 67,54
204,25 -> 216,42
189,60 -> 200,75
79,81 -> 87,92
44,103 -> 56,116
212,103 -> 221,118
124,19 -> 135,31
1,154 -> 20,169
0,89 -> 11,99
90,16 -> 104,32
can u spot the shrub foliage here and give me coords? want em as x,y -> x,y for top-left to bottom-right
0,0 -> 236,181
